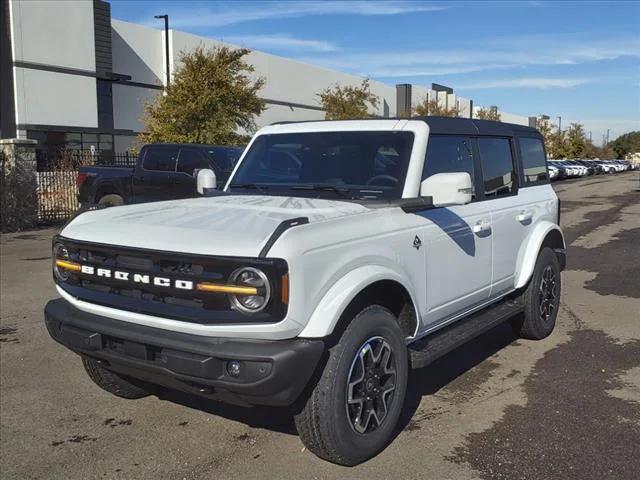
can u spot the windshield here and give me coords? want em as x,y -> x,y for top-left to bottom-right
228,131 -> 414,199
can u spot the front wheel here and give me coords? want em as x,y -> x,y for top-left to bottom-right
294,306 -> 408,466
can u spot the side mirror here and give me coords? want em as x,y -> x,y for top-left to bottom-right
420,172 -> 473,207
196,169 -> 217,196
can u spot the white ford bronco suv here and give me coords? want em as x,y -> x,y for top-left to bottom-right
45,117 -> 565,465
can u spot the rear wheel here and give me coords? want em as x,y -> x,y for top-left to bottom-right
294,306 -> 408,466
82,358 -> 150,399
513,247 -> 561,340
97,193 -> 124,207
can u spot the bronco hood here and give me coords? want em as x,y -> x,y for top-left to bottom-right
61,195 -> 370,257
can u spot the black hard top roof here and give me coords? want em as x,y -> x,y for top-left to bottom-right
272,116 -> 541,138
144,143 -> 243,149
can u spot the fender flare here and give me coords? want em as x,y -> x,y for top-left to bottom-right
298,265 -> 420,338
514,221 -> 565,289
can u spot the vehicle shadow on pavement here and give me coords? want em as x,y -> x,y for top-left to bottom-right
150,321 -> 518,440
398,321 -> 518,432
153,389 -> 298,435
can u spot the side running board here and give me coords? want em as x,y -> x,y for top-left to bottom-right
408,300 -> 523,369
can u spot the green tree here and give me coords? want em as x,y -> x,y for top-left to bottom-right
548,130 -> 568,159
536,118 -> 553,154
412,97 -> 461,117
565,122 -> 587,158
140,46 -> 265,145
609,131 -> 640,159
475,106 -> 501,121
318,79 -> 379,120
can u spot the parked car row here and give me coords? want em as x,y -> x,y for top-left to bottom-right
548,159 -> 636,180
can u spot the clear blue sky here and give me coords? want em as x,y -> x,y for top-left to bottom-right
111,0 -> 639,142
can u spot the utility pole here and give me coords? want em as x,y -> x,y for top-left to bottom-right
154,14 -> 170,88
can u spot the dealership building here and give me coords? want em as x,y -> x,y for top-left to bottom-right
1,0 -> 537,155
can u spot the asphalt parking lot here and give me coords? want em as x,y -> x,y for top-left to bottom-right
1,172 -> 638,480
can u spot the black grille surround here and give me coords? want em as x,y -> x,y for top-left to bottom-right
53,236 -> 289,325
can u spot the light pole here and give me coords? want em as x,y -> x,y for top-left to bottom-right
154,14 -> 170,88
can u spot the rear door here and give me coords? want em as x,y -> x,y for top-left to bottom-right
132,145 -> 178,203
420,135 -> 493,326
476,136 -> 528,297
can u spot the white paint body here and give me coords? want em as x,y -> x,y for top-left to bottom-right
59,120 -> 563,341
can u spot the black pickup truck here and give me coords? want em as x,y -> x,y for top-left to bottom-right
77,143 -> 243,206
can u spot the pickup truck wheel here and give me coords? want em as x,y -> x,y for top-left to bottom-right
97,194 -> 124,207
294,306 -> 408,466
82,358 -> 150,399
513,247 -> 561,340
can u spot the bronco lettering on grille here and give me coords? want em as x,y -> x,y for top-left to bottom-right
79,265 -> 193,290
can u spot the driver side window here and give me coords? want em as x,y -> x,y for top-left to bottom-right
422,135 -> 476,199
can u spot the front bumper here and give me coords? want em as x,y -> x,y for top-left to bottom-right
44,299 -> 324,406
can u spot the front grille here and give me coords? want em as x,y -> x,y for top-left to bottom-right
55,237 -> 288,325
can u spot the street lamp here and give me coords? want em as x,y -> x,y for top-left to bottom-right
154,14 -> 170,87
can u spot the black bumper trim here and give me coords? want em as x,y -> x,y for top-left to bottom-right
44,298 -> 324,406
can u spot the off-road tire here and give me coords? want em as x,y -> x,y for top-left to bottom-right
513,247 -> 561,340
82,358 -> 150,399
97,194 -> 124,207
294,306 -> 408,466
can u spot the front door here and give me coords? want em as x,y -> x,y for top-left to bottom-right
419,135 -> 492,328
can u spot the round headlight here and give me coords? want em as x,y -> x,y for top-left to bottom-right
53,243 -> 71,282
229,267 -> 271,313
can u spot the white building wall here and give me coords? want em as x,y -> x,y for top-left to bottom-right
13,67 -> 98,129
411,85 -> 429,113
499,111 -> 530,126
170,30 -> 396,121
112,84 -> 159,132
9,0 -> 98,132
10,0 -> 96,70
111,20 -> 164,86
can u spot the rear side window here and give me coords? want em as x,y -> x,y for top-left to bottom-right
477,137 -> 516,198
143,146 -> 178,171
177,148 -> 210,176
519,137 -> 548,185
422,135 -> 476,199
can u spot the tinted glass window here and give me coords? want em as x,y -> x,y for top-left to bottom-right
519,137 -> 548,184
205,147 -> 243,173
177,148 -> 210,175
231,131 -> 414,199
143,146 -> 178,171
478,137 -> 516,198
422,135 -> 476,198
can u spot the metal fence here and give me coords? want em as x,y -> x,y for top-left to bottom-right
36,149 -> 137,171
34,150 -> 137,225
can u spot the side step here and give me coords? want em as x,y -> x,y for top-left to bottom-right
408,300 -> 523,369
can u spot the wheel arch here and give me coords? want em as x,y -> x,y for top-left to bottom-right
298,266 -> 420,340
514,222 -> 566,289
94,181 -> 121,202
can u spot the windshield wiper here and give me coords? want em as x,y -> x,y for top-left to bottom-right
228,183 -> 269,194
290,184 -> 352,198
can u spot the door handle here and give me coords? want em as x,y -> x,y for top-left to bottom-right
472,220 -> 491,234
517,211 -> 533,223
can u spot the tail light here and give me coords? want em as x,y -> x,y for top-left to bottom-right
76,172 -> 88,188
